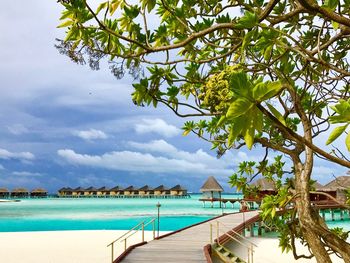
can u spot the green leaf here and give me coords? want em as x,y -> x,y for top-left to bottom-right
96,2 -> 109,14
324,0 -> 339,10
326,124 -> 348,145
235,11 -> 258,29
227,117 -> 245,146
182,129 -> 191,136
266,103 -> 286,126
253,81 -> 283,102
57,20 -> 73,28
244,126 -> 255,149
229,71 -> 253,98
226,98 -> 253,119
346,133 -> 350,151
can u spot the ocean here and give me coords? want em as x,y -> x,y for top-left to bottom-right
0,194 -> 349,232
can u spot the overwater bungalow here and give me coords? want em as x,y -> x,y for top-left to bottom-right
11,188 -> 29,198
58,187 -> 73,197
154,185 -> 169,196
138,185 -> 152,196
245,178 -> 277,201
123,186 -> 135,196
72,187 -> 85,197
97,187 -> 108,196
85,186 -> 98,197
0,188 -> 10,198
109,186 -> 120,196
170,185 -> 187,196
30,188 -> 48,198
321,176 -> 350,204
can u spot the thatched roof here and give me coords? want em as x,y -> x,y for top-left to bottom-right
0,188 -> 9,193
154,185 -> 168,191
97,187 -> 107,191
200,176 -> 224,192
31,188 -> 47,193
170,184 -> 186,191
123,186 -> 134,191
312,181 -> 324,191
322,176 -> 350,191
85,186 -> 97,191
110,186 -> 120,191
74,187 -> 85,191
251,178 -> 276,191
138,185 -> 152,191
11,188 -> 29,193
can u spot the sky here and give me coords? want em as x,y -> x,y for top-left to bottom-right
0,1 -> 347,193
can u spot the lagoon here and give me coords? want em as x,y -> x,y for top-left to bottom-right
0,194 -> 349,232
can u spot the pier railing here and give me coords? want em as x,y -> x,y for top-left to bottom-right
210,220 -> 257,263
107,218 -> 156,263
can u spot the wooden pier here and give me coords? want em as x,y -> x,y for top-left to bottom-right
116,211 -> 260,262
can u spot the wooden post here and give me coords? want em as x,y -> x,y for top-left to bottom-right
210,224 -> 213,243
249,224 -> 254,237
341,210 -> 344,220
142,223 -> 145,242
331,210 -> 335,221
111,244 -> 114,263
321,210 -> 326,221
258,221 -> 262,236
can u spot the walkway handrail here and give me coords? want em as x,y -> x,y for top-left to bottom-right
107,220 -> 145,247
217,220 -> 258,247
107,218 -> 156,263
121,218 -> 156,241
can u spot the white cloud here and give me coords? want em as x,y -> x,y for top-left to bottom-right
134,119 -> 180,138
57,140 -> 265,178
57,147 -> 233,177
0,148 -> 35,160
73,129 -> 108,141
12,171 -> 42,177
0,164 -> 4,170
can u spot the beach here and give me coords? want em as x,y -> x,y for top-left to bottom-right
0,230 -> 168,263
0,230 -> 346,262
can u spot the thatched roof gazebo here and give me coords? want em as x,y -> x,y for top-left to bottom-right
11,188 -> 29,198
245,178 -> 277,201
30,188 -> 48,198
0,188 -> 10,198
123,186 -> 135,195
200,176 -> 224,198
85,186 -> 98,196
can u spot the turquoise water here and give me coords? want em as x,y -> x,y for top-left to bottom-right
0,194 -> 241,232
0,194 -> 349,232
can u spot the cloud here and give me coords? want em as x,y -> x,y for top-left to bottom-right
134,119 -> 180,138
0,148 -> 35,161
57,144 -> 234,177
7,124 -> 29,135
73,129 -> 108,140
12,171 -> 42,177
0,164 -> 4,170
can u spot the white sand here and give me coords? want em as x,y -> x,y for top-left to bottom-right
0,230 -> 169,263
231,237 -> 344,263
0,230 -> 345,262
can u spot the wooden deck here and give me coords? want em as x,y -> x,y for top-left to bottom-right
119,211 -> 259,263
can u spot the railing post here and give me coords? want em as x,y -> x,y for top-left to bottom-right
111,243 -> 114,263
142,222 -> 145,242
124,239 -> 127,251
153,220 -> 155,239
247,248 -> 250,263
216,221 -> 219,242
210,224 -> 213,243
251,244 -> 254,263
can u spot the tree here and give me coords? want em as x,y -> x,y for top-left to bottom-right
56,0 -> 350,261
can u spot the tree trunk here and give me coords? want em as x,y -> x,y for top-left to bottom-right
294,159 -> 350,262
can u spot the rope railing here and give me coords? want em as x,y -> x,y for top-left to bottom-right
107,218 -> 156,263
